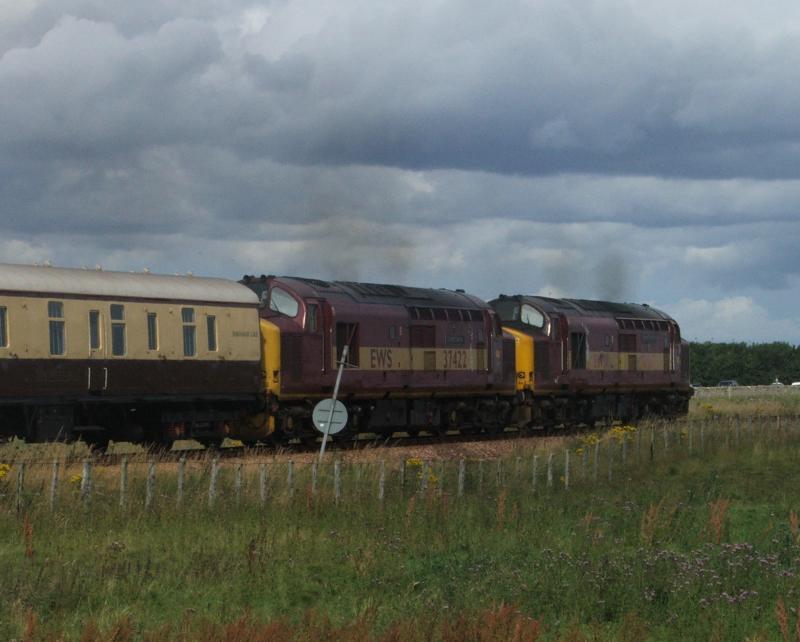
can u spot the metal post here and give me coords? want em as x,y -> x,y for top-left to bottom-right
319,344 -> 348,462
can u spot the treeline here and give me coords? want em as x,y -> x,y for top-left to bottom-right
689,342 -> 800,386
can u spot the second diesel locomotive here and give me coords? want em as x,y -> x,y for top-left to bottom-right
0,263 -> 692,444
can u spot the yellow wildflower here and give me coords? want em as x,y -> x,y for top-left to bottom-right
69,474 -> 82,484
406,458 -> 423,467
0,463 -> 10,480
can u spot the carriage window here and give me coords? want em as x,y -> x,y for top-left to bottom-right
147,313 -> 158,350
182,307 -> 196,356
110,304 -> 125,356
89,310 -> 101,350
48,301 -> 65,355
269,287 -> 299,317
520,304 -> 545,328
207,315 -> 217,351
0,307 -> 7,347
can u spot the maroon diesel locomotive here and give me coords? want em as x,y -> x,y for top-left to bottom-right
490,295 -> 692,428
240,275 -> 516,441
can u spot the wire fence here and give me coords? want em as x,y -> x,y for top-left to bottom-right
1,415 -> 798,516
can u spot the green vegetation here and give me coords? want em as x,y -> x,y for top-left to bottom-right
1,417 -> 800,640
690,341 -> 800,386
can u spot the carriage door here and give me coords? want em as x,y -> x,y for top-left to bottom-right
87,309 -> 105,394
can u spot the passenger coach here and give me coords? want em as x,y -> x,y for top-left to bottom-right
0,263 -> 263,443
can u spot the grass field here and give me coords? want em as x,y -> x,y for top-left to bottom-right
1,396 -> 800,640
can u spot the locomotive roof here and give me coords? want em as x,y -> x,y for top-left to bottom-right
0,263 -> 258,305
244,275 -> 489,309
495,294 -> 674,321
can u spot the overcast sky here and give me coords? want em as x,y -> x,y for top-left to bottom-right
2,0 -> 800,343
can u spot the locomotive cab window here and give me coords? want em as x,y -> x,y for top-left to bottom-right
520,304 -> 545,329
48,301 -> 65,356
0,306 -> 7,347
269,287 -> 299,317
110,304 -> 125,356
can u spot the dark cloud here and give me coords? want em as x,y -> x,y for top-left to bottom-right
1,0 -> 800,340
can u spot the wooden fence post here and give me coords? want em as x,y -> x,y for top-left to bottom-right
312,462 -> 319,499
420,461 -> 429,493
234,462 -> 243,505
145,459 -> 156,510
286,461 -> 294,499
208,457 -> 219,508
458,458 -> 466,497
436,461 -> 444,498
593,441 -> 599,481
532,455 -> 538,492
49,460 -> 59,512
546,452 -> 554,488
15,462 -> 25,514
564,449 -> 570,490
378,460 -> 385,503
120,456 -> 128,508
607,441 -> 613,482
495,459 -> 503,488
478,459 -> 484,492
333,459 -> 341,504
177,457 -> 186,506
259,463 -> 267,506
80,459 -> 91,507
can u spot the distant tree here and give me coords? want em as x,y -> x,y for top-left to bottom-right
688,341 -> 800,385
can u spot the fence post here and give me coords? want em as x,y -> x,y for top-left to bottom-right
16,462 -> 25,514
177,457 -> 186,507
334,459 -> 341,504
700,422 -> 705,451
287,461 -> 294,499
399,460 -> 406,495
312,462 -> 319,499
637,427 -> 642,463
515,456 -> 522,482
49,460 -> 59,512
234,462 -> 243,505
458,458 -> 466,497
420,460 -> 429,493
564,449 -> 570,490
208,457 -> 219,508
259,463 -> 268,506
622,437 -> 627,467
478,459 -> 484,492
546,452 -> 554,488
145,459 -> 156,510
495,459 -> 503,488
437,461 -> 444,498
532,455 -> 538,493
650,428 -> 655,461
378,460 -> 385,503
593,441 -> 599,481
688,423 -> 693,453
120,456 -> 128,508
80,459 -> 92,507
608,441 -> 613,482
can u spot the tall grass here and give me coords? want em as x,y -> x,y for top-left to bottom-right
1,416 -> 800,639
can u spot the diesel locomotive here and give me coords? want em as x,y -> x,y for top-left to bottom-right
0,263 -> 692,444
